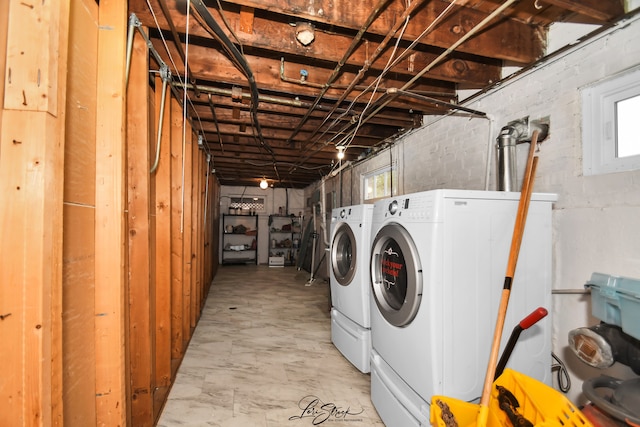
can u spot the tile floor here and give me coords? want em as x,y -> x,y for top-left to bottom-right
158,265 -> 384,427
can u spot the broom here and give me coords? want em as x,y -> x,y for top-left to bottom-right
476,130 -> 541,427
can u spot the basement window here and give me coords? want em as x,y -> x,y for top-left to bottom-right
582,67 -> 640,175
230,197 -> 265,213
363,167 -> 397,201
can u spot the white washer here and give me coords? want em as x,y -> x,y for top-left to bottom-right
368,189 -> 556,426
329,204 -> 374,373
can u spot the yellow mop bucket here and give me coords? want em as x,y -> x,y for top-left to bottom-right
430,368 -> 592,427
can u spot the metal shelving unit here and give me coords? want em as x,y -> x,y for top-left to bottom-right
221,214 -> 258,265
268,215 -> 302,267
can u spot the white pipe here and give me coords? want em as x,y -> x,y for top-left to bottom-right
330,160 -> 352,177
484,115 -> 495,191
320,178 -> 330,247
306,203 -> 317,285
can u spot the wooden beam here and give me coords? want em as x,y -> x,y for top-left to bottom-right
126,30 -> 153,427
170,96 -> 184,360
154,74 -> 172,390
131,0 -> 512,77
542,0 -> 624,22
182,127 -> 194,347
0,0 -> 68,424
158,42 -> 457,100
62,0 -> 99,424
239,6 -> 255,33
190,138 -> 200,328
0,111 -> 65,426
3,0 -> 61,114
0,0 -> 8,129
94,0 -> 128,424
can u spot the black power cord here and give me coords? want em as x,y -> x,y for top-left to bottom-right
552,352 -> 571,393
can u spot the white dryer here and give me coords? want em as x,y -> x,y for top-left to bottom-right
368,189 -> 556,427
329,204 -> 374,373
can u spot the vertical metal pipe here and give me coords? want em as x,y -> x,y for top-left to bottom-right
496,126 -> 518,191
151,67 -> 170,174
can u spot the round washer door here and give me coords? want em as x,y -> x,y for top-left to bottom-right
370,223 -> 422,327
331,222 -> 357,286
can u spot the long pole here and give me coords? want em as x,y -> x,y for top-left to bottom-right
476,130 -> 540,427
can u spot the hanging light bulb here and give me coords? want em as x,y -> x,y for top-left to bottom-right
337,146 -> 345,160
259,178 -> 269,189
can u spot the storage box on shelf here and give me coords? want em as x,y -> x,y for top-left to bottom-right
268,214 -> 302,267
221,214 -> 258,265
585,272 -> 640,340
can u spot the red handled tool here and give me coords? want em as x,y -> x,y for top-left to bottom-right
495,307 -> 548,380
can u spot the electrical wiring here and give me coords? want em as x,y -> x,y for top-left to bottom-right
342,13 -> 411,150
214,0 -> 245,56
294,0 -> 460,168
188,0 -> 282,184
333,0 -> 460,143
244,161 -> 329,170
552,352 -> 572,393
143,0 -> 212,157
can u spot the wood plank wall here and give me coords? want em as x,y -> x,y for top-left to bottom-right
62,0 -> 99,424
0,0 -> 70,425
0,1 -> 220,425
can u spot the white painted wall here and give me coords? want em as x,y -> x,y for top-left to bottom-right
219,185 -> 305,264
310,14 -> 640,404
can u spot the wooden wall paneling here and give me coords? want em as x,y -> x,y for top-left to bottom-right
198,152 -> 205,310
182,124 -> 194,345
154,74 -> 172,393
52,2 -> 71,424
147,75 -> 157,406
203,166 -> 212,297
200,155 -> 208,305
0,112 -> 65,426
190,139 -> 201,326
170,96 -> 184,361
126,30 -> 153,427
94,0 -> 128,424
210,179 -> 220,281
0,0 -> 8,139
0,0 -> 69,424
62,0 -> 98,424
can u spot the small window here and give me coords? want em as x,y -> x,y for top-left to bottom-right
230,196 -> 265,212
582,67 -> 640,175
363,167 -> 397,201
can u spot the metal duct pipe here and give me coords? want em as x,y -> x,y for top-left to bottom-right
496,118 -> 549,191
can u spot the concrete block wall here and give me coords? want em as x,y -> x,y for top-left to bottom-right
313,14 -> 640,403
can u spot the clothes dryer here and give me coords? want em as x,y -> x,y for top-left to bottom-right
368,189 -> 556,426
329,204 -> 374,373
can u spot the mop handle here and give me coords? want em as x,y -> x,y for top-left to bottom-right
477,131 -> 540,427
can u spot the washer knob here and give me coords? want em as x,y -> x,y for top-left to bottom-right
340,209 -> 346,218
388,200 -> 398,215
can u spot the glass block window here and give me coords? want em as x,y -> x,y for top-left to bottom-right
230,197 -> 265,212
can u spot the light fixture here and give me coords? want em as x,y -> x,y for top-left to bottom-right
259,178 -> 269,189
336,146 -> 345,160
295,22 -> 315,46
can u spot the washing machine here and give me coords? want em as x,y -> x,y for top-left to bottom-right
368,189 -> 556,426
329,204 -> 374,373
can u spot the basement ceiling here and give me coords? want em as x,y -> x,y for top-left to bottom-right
128,0 -> 625,189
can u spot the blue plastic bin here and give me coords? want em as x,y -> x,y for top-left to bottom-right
585,272 -> 640,340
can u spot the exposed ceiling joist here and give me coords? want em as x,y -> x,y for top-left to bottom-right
129,0 -> 628,188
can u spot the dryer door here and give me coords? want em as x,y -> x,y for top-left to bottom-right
370,223 -> 422,327
331,222 -> 358,286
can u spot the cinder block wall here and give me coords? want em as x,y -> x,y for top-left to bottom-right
316,14 -> 640,403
